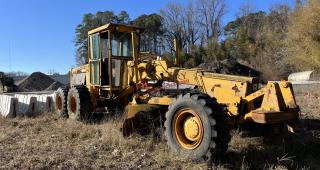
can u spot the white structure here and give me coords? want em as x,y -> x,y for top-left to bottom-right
288,70 -> 320,84
0,95 -> 18,118
0,91 -> 55,118
288,71 -> 314,81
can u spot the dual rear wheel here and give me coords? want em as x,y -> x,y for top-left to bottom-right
55,86 -> 92,121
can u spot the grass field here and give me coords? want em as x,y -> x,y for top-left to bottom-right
0,94 -> 319,169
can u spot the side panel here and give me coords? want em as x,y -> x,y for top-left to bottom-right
70,65 -> 87,86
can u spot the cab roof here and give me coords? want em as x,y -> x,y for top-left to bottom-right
88,23 -> 144,35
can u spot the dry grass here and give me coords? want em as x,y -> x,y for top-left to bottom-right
220,90 -> 320,170
0,113 -> 206,169
0,89 -> 319,169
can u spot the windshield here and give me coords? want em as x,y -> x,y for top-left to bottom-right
111,32 -> 132,57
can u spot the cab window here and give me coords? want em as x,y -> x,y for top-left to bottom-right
111,32 -> 132,57
89,33 -> 100,85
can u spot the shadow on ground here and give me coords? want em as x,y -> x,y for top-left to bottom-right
88,109 -> 320,169
88,108 -> 320,169
220,119 -> 320,170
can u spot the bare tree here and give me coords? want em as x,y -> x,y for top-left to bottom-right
197,0 -> 226,42
237,0 -> 255,17
160,3 -> 188,52
185,1 -> 201,48
161,0 -> 225,52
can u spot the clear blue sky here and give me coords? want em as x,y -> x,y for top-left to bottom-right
0,0 -> 294,74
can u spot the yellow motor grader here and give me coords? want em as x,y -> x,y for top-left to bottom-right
55,23 -> 299,161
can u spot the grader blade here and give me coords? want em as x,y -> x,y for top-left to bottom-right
122,104 -> 162,137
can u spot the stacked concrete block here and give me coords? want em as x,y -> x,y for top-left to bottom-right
0,91 -> 55,118
14,95 -> 38,117
0,95 -> 18,118
46,96 -> 55,112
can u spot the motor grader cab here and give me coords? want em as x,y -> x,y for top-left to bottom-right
86,25 -> 139,96
79,24 -> 140,99
55,23 -> 300,161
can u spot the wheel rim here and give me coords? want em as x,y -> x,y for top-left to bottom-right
56,95 -> 62,112
69,96 -> 77,118
173,108 -> 204,150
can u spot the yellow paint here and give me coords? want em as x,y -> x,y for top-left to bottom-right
68,23 -> 300,129
174,108 -> 203,150
184,116 -> 201,141
88,23 -> 142,35
147,96 -> 173,105
125,103 -> 160,119
278,81 -> 297,109
241,81 -> 299,124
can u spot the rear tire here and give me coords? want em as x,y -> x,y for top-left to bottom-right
164,93 -> 230,161
67,85 -> 92,121
54,87 -> 68,117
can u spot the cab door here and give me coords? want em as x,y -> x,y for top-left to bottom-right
110,31 -> 133,89
89,33 -> 100,85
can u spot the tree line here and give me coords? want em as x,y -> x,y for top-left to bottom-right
75,0 -> 320,80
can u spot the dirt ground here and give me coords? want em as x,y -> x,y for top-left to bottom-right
0,94 -> 319,169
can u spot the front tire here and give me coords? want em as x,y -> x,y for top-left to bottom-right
67,85 -> 92,121
164,93 -> 230,161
